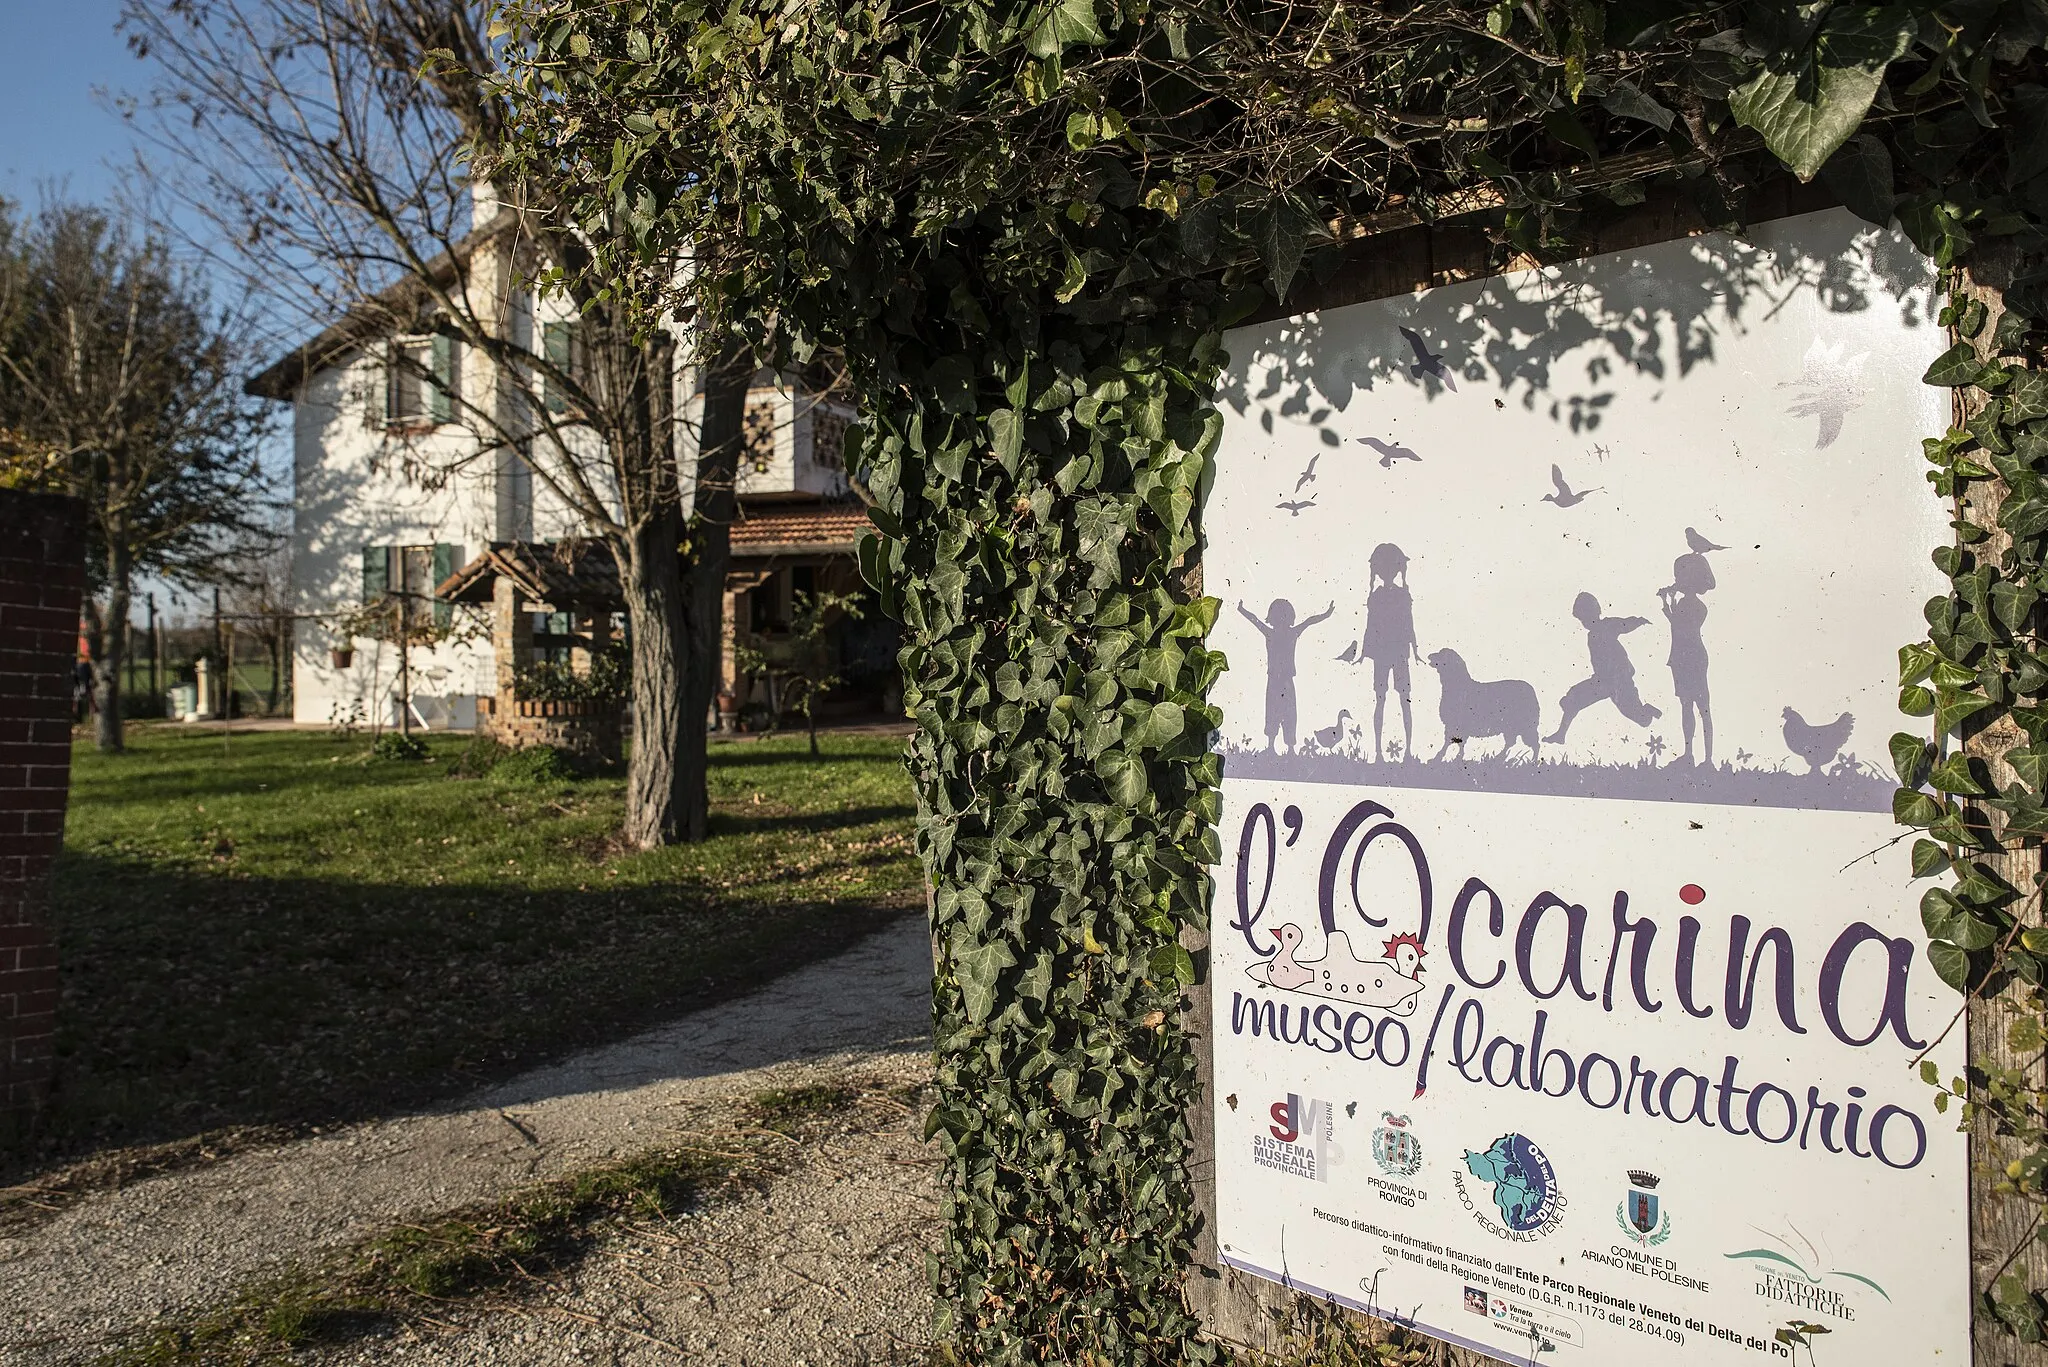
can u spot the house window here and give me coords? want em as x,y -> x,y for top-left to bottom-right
811,408 -> 848,471
360,543 -> 462,626
744,400 -> 777,474
387,335 -> 457,425
531,610 -> 576,664
542,321 -> 578,415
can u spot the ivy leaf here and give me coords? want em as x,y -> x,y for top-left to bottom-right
1096,748 -> 1149,805
2009,371 -> 2048,425
1251,197 -> 1321,304
1935,687 -> 1995,737
1911,838 -> 1953,878
988,408 -> 1024,475
1055,246 -> 1088,303
1927,940 -> 1971,992
1895,787 -> 1946,826
1025,0 -> 1106,59
1728,6 -> 1915,180
1891,732 -> 1934,787
1542,107 -> 1600,161
1819,134 -> 1896,225
1148,943 -> 1196,986
1925,341 -> 1985,387
1994,580 -> 2041,632
1950,910 -> 2005,950
954,939 -> 1018,1025
927,355 -> 979,415
1599,79 -> 1674,130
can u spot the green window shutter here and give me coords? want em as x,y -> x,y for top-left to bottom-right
367,345 -> 389,427
543,321 -> 571,414
361,545 -> 389,604
431,543 -> 459,626
429,335 -> 455,422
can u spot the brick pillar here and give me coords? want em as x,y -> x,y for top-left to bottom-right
0,490 -> 86,1126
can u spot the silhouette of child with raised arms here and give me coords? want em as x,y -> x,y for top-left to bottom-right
1358,544 -> 1419,762
1238,598 -> 1334,754
1659,553 -> 1715,766
1545,592 -> 1661,745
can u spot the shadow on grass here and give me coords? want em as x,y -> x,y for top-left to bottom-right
7,853 -> 915,1184
708,746 -> 908,768
705,804 -> 915,837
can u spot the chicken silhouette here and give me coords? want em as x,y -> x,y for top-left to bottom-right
1312,709 -> 1353,750
1357,437 -> 1422,468
1685,527 -> 1729,553
1276,497 -> 1317,516
1399,327 -> 1458,390
1782,708 -> 1854,773
1294,454 -> 1320,492
1541,464 -> 1601,507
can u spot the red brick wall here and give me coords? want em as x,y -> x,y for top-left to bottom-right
0,490 -> 85,1123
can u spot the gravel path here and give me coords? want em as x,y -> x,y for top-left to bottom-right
0,916 -> 938,1364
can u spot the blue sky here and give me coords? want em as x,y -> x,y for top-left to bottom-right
1,0 -> 143,209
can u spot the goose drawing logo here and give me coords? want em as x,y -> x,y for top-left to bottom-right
1244,926 -> 1428,1016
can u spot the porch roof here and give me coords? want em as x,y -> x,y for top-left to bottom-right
437,540 -> 623,608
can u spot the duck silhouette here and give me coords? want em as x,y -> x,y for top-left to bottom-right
1542,464 -> 1601,507
1312,709 -> 1353,750
1264,923 -> 1315,989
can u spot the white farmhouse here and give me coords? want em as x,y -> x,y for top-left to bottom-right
248,203 -> 884,733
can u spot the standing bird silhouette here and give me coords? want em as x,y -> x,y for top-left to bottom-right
1294,454 -> 1320,493
1685,527 -> 1729,553
1541,464 -> 1601,508
1399,327 -> 1458,390
1358,437 -> 1423,468
1782,708 -> 1854,773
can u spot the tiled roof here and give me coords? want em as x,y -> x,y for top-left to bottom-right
437,539 -> 623,607
437,503 -> 870,605
729,503 -> 870,558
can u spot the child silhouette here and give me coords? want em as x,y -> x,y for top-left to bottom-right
1545,591 -> 1661,745
1358,544 -> 1419,762
1238,598 -> 1335,754
1659,552 -> 1715,766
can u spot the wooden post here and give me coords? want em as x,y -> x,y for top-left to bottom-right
1949,243 -> 2048,1367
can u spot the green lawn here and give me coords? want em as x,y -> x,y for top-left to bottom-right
12,728 -> 920,1180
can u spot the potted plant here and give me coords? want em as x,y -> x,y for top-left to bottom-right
330,645 -> 355,669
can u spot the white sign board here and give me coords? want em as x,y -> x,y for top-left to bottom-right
1206,208 -> 1970,1365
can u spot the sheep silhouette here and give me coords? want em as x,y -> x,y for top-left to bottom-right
1425,648 -> 1541,762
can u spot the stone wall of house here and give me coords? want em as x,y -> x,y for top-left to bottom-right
0,490 -> 85,1127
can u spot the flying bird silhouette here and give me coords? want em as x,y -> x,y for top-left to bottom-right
1778,339 -> 1871,449
1541,464 -> 1601,507
1294,454 -> 1320,493
1399,327 -> 1458,390
1276,497 -> 1318,516
1685,527 -> 1729,553
1357,437 -> 1422,468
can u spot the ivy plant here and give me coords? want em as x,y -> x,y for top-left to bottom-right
486,0 -> 2048,1355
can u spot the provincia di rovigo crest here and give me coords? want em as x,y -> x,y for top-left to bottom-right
1204,210 -> 1971,1365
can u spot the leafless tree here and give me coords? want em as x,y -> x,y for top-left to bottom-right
0,199 -> 276,751
118,0 -> 747,845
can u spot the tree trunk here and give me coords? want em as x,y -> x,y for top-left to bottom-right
621,509 -> 689,848
677,344 -> 752,842
92,543 -> 130,752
